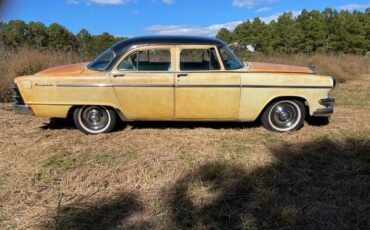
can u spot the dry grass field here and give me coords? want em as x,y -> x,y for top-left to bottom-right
0,51 -> 369,229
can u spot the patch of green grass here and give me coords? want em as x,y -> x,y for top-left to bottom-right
34,149 -> 137,184
234,144 -> 249,159
154,203 -> 171,223
352,130 -> 370,140
220,141 -> 251,161
179,152 -> 195,167
261,135 -> 281,146
42,153 -> 86,172
0,212 -> 8,223
34,152 -> 89,183
0,172 -> 9,186
199,162 -> 225,181
154,203 -> 170,215
221,142 -> 230,153
93,149 -> 137,165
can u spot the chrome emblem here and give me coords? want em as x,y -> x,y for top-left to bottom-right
35,83 -> 53,87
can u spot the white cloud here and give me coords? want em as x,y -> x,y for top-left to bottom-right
256,7 -> 271,13
233,0 -> 278,8
261,10 -> 301,23
162,0 -> 174,5
144,10 -> 302,36
338,3 -> 370,11
145,21 -> 242,36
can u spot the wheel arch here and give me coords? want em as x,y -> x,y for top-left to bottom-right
258,96 -> 309,121
67,105 -> 127,121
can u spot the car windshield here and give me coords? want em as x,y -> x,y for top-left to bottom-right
87,48 -> 116,71
218,46 -> 244,70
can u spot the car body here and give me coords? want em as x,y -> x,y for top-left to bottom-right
12,36 -> 336,134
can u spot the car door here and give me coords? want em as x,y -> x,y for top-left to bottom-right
175,45 -> 241,120
110,46 -> 175,120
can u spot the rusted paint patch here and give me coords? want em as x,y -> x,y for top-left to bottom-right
36,62 -> 90,76
248,62 -> 315,74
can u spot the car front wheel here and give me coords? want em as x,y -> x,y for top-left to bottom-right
73,106 -> 117,134
261,100 -> 306,132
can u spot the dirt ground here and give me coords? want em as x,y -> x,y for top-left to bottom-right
0,80 -> 369,229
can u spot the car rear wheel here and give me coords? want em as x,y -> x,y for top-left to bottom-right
73,106 -> 117,134
261,100 -> 305,132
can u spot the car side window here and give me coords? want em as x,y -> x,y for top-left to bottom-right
180,48 -> 220,71
118,49 -> 171,71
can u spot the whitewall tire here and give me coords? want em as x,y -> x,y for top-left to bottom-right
73,106 -> 117,134
261,100 -> 306,132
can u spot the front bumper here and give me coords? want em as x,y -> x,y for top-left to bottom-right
12,104 -> 33,115
313,97 -> 335,117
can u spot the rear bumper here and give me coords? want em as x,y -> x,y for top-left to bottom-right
12,104 -> 33,115
313,97 -> 335,117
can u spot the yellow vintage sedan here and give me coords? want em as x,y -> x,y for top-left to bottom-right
12,36 -> 335,134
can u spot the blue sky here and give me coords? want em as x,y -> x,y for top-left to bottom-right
1,0 -> 370,37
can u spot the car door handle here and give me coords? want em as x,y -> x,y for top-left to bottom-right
113,74 -> 125,78
177,74 -> 188,78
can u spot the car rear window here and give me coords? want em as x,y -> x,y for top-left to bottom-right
180,48 -> 220,71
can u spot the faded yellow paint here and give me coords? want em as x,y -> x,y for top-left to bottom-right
111,45 -> 176,119
14,73 -> 121,118
13,44 -> 334,122
31,105 -> 72,118
174,45 -> 240,119
239,72 -> 333,120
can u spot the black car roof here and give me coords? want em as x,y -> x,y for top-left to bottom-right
111,36 -> 227,53
100,36 -> 227,71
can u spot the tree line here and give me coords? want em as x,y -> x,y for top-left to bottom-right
0,20 -> 126,57
0,8 -> 369,57
216,8 -> 370,56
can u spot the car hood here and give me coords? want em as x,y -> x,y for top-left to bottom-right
247,62 -> 315,74
36,62 -> 90,76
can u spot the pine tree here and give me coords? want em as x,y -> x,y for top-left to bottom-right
27,22 -> 48,49
47,23 -> 77,51
216,28 -> 234,44
296,10 -> 326,53
76,29 -> 93,56
272,12 -> 303,54
247,18 -> 271,53
343,11 -> 368,54
2,20 -> 27,48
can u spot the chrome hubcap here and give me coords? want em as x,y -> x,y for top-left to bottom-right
81,106 -> 109,131
271,102 -> 299,129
